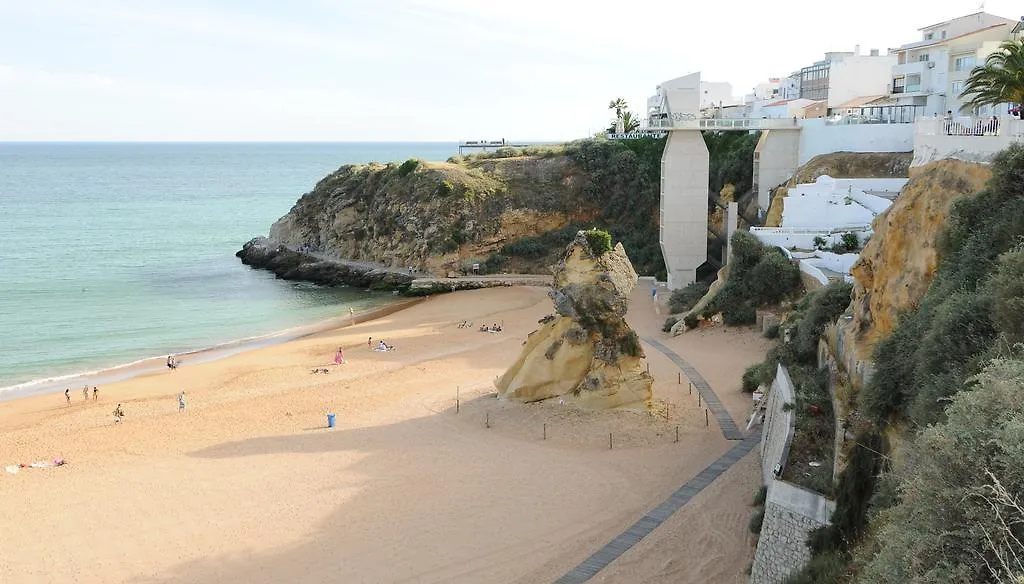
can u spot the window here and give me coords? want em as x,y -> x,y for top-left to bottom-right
924,32 -> 934,40
918,53 -> 929,62
954,55 -> 976,71
941,30 -> 947,39
893,77 -> 906,93
951,80 -> 965,95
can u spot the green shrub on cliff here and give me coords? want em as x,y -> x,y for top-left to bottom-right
584,228 -> 612,255
437,180 -> 454,197
668,281 -> 710,314
705,231 -> 800,323
398,158 -> 420,176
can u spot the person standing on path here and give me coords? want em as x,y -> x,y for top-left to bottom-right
65,388 -> 70,405
178,391 -> 186,412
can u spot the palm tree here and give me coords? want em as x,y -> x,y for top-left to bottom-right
620,111 -> 641,132
962,39 -> 1024,118
608,98 -> 628,121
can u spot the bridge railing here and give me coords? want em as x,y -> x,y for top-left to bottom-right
648,115 -> 801,130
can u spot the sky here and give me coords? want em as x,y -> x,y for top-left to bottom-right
0,0 -> 1020,141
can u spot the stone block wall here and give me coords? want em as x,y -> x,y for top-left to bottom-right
750,481 -> 834,584
760,364 -> 794,484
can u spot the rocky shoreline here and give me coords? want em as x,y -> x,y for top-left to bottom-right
236,237 -> 416,291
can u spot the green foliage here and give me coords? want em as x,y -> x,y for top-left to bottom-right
724,305 -> 756,326
752,485 -> 768,506
764,324 -> 780,339
668,281 -> 710,314
792,283 -> 854,363
784,550 -> 850,584
811,432 -> 885,554
782,366 -> 835,495
813,236 -> 828,251
683,314 -> 699,329
961,38 -> 1024,113
397,158 -> 420,176
705,130 -> 761,195
618,330 -> 642,357
584,228 -> 613,255
662,317 -> 679,333
436,180 -> 454,197
858,358 -> 1024,583
501,225 -> 582,260
706,231 -> 801,323
985,248 -> 1024,345
482,253 -> 509,274
840,232 -> 860,252
749,507 -> 765,534
742,361 -> 776,392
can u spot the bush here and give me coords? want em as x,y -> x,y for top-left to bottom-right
683,314 -> 699,329
792,282 -> 853,363
840,232 -> 860,252
985,248 -> 1024,345
584,228 -> 613,255
436,180 -> 454,197
783,549 -> 849,584
742,361 -> 776,392
397,158 -> 420,176
764,324 -> 780,339
724,305 -> 756,326
752,485 -> 768,506
668,281 -> 710,314
813,235 -> 828,250
749,507 -> 765,534
662,317 -> 679,333
748,250 -> 801,305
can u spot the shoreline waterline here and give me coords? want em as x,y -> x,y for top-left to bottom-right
0,298 -> 423,403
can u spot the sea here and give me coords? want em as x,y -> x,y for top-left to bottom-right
0,142 -> 460,397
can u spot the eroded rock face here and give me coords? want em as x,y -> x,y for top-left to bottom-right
847,160 -> 991,356
496,233 -> 652,409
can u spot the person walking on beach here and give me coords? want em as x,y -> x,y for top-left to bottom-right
83,385 -> 89,402
92,386 -> 99,401
65,388 -> 70,405
178,391 -> 186,412
368,337 -> 372,350
334,347 -> 345,365
112,404 -> 124,424
167,355 -> 176,370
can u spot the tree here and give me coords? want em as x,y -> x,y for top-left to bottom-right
608,97 -> 628,120
962,39 -> 1024,118
620,111 -> 641,132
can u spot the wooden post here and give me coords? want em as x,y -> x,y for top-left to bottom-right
675,425 -> 679,443
677,372 -> 681,384
705,409 -> 709,427
456,386 -> 460,413
689,382 -> 692,395
698,393 -> 702,408
646,362 -> 650,374
609,432 -> 613,450
486,412 -> 490,428
543,423 -> 547,440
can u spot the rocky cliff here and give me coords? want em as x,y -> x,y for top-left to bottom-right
846,159 -> 992,356
251,139 -> 669,281
496,232 -> 652,409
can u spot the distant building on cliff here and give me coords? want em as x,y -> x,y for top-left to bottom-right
888,11 -> 1019,117
796,48 -> 896,114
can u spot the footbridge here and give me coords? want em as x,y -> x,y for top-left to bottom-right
651,116 -> 802,288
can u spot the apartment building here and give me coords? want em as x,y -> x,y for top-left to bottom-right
889,11 -> 1018,116
647,73 -> 740,124
797,49 -> 896,110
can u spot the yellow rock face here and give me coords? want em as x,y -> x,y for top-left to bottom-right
848,159 -> 991,355
496,234 -> 652,409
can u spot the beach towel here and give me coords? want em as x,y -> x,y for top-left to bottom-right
4,465 -> 18,474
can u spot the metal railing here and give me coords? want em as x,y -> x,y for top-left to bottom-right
917,115 -> 1024,137
648,114 -> 800,130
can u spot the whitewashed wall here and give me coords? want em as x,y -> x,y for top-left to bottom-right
798,119 -> 914,165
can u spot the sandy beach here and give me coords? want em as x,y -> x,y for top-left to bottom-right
0,284 -> 770,584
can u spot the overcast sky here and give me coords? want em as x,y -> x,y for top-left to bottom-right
1,0 -> 1020,141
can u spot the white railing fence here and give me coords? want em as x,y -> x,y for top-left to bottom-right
916,115 -> 1024,138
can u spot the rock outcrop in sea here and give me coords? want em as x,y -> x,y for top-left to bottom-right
236,237 -> 415,289
496,232 -> 652,409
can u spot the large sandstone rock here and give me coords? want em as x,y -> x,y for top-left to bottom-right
496,232 -> 652,409
846,160 -> 991,356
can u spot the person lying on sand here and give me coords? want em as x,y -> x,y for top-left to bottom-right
375,341 -> 395,352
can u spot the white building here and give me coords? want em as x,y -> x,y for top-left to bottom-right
647,72 -> 702,125
797,49 -> 896,111
889,11 -> 1018,117
700,80 -> 740,110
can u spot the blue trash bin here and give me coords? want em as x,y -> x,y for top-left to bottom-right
327,413 -> 336,428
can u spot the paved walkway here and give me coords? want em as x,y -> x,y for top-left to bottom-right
644,337 -> 745,441
553,432 -> 760,584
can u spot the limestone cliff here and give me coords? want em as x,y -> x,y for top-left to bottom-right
765,152 -> 913,227
496,232 -> 652,409
845,160 -> 992,356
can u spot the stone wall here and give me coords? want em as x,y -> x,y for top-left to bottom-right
751,364 -> 836,584
750,481 -> 835,584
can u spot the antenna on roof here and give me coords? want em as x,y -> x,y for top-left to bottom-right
978,1 -> 985,11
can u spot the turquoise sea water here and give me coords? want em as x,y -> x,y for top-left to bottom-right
0,142 -> 459,392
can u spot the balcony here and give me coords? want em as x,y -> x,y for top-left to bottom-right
893,60 -> 930,76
